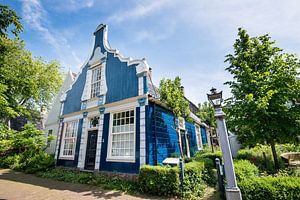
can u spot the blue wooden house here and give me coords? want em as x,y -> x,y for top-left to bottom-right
53,24 -> 209,174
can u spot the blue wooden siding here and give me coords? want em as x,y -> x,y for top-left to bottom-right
57,118 -> 83,167
105,53 -> 138,104
201,127 -> 208,144
185,121 -> 198,157
147,103 -> 181,165
99,108 -> 140,174
63,66 -> 88,115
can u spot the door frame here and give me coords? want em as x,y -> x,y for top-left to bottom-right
84,130 -> 98,170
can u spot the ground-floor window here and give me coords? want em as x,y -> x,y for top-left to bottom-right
107,109 -> 135,161
195,124 -> 202,150
60,120 -> 78,158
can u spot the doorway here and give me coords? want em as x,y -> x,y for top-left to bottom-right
84,130 -> 98,170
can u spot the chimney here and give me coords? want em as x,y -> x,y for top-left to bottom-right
149,67 -> 152,78
180,86 -> 185,96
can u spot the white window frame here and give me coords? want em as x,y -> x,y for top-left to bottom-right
106,108 -> 136,163
59,120 -> 79,159
90,67 -> 101,98
195,124 -> 202,150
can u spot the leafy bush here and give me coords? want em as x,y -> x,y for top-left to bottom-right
194,151 -> 222,166
200,158 -> 217,185
0,153 -> 25,170
139,165 -> 180,197
239,176 -> 300,200
139,162 -> 207,199
183,161 -> 206,199
24,151 -> 55,174
236,144 -> 289,173
234,160 -> 259,181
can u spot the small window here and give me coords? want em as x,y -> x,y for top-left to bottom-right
48,129 -> 53,136
91,67 -> 101,98
108,109 -> 135,161
89,116 -> 99,129
60,121 -> 78,157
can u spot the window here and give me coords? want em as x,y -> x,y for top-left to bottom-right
61,121 -> 78,157
89,116 -> 99,129
91,67 -> 101,98
108,109 -> 135,161
195,125 -> 202,150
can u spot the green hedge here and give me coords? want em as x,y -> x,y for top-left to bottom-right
239,176 -> 300,200
139,162 -> 207,198
234,160 -> 259,181
139,165 -> 180,197
194,151 -> 222,165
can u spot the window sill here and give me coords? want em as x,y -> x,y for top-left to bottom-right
106,157 -> 135,163
59,156 -> 75,160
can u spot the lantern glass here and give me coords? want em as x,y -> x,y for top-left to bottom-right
207,88 -> 223,108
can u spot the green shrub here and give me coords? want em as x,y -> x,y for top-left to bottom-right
183,161 -> 206,199
194,151 -> 222,165
0,153 -> 25,170
200,158 -> 217,185
237,146 -> 285,173
24,151 -> 55,174
239,176 -> 300,200
234,160 -> 259,181
139,165 -> 180,197
139,162 -> 207,199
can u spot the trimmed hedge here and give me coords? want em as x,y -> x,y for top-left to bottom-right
139,165 -> 180,196
234,160 -> 259,181
239,176 -> 300,200
194,151 -> 223,165
139,161 -> 207,198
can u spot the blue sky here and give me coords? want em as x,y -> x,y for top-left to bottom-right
3,0 -> 300,104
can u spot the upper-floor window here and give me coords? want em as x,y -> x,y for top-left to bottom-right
91,67 -> 101,98
60,121 -> 78,158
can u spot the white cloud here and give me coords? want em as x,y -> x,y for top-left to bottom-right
108,0 -> 171,23
22,0 -> 83,69
48,0 -> 94,12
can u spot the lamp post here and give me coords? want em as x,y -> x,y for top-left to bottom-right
207,88 -> 242,200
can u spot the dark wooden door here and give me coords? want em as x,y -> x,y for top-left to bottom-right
84,130 -> 98,170
180,130 -> 188,157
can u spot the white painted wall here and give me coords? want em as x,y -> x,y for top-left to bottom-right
44,70 -> 75,154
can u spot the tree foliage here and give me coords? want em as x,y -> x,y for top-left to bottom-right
158,76 -> 190,118
0,4 -> 23,37
197,101 -> 216,127
225,28 -> 300,169
0,36 -> 63,122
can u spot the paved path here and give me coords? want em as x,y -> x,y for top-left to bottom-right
0,169 -> 156,200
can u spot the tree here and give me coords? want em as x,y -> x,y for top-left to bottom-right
197,101 -> 215,127
0,36 -> 63,123
197,101 -> 216,152
0,4 -> 23,37
159,76 -> 190,157
225,28 -> 300,170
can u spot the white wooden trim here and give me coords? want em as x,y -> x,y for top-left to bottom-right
59,120 -> 79,160
77,117 -> 88,168
106,108 -> 136,162
95,114 -> 104,170
195,124 -> 203,150
140,105 -> 146,166
138,76 -> 144,95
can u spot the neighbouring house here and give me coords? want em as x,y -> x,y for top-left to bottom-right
49,24 -> 209,174
44,70 -> 76,154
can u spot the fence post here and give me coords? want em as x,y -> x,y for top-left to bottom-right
179,157 -> 184,196
216,158 -> 225,200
